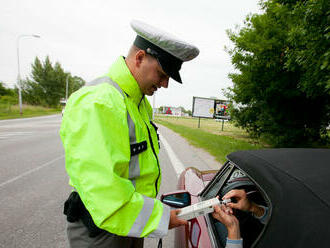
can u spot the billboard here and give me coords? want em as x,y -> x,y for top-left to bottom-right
215,100 -> 230,119
192,97 -> 215,118
192,97 -> 230,119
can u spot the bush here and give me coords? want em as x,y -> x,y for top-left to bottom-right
0,95 -> 18,105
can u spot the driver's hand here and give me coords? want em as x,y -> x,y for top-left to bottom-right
223,189 -> 252,212
212,204 -> 241,240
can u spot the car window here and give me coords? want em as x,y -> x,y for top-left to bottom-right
201,162 -> 233,200
201,163 -> 270,248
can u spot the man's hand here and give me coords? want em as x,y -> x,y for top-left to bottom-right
168,209 -> 188,229
212,204 -> 240,240
223,189 -> 265,217
223,189 -> 252,212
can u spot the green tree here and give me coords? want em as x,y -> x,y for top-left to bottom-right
179,106 -> 192,116
0,82 -> 16,96
21,56 -> 85,107
69,76 -> 85,95
227,0 -> 330,147
0,82 -> 18,105
0,82 -> 8,96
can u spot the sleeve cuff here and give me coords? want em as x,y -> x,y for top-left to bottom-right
148,204 -> 171,238
226,238 -> 243,248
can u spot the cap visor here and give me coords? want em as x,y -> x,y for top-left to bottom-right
170,70 -> 182,84
158,60 -> 182,84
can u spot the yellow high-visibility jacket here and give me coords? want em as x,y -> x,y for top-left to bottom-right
60,56 -> 170,238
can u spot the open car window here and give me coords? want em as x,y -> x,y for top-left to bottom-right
201,162 -> 234,200
200,162 -> 271,248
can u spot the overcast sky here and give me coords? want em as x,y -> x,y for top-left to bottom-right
1,0 -> 262,110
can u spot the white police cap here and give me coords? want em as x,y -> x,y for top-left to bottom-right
130,20 -> 199,83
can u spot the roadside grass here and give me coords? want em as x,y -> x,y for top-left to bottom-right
155,116 -> 264,164
155,115 -> 264,144
0,103 -> 61,120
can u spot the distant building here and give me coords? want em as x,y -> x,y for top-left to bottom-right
162,106 -> 183,116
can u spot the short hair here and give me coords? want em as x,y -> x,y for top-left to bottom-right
127,45 -> 140,58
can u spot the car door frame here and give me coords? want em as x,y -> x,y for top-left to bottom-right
198,161 -> 272,248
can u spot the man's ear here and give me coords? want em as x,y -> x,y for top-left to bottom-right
135,50 -> 146,68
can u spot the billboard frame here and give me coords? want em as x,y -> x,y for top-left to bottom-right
192,96 -> 231,129
192,96 -> 216,119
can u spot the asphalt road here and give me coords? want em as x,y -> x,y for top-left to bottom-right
0,115 -> 219,248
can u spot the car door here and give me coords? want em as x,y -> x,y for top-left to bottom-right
198,162 -> 270,248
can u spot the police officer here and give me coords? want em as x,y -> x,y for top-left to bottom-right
60,20 -> 199,247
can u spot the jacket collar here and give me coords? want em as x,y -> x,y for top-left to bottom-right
107,56 -> 144,105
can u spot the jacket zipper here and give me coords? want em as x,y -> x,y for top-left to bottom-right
138,96 -> 161,197
145,124 -> 161,196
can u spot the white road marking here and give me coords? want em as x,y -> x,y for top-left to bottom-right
0,133 -> 181,187
0,132 -> 34,140
0,114 -> 60,124
0,155 -> 65,188
159,133 -> 185,178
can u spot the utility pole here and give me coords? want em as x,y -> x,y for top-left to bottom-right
66,74 -> 70,102
17,34 -> 40,115
152,92 -> 156,119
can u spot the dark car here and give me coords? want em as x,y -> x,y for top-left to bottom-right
161,149 -> 330,248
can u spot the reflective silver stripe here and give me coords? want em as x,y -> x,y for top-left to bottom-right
148,204 -> 171,238
86,76 -> 124,97
128,196 -> 155,237
87,76 -> 141,186
127,113 -> 140,187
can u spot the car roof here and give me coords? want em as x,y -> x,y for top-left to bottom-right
227,149 -> 330,247
227,148 -> 330,205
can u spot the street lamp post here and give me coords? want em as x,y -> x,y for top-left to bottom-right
66,74 -> 70,102
152,93 -> 156,119
17,34 -> 40,115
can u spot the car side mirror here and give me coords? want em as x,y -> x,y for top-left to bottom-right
161,191 -> 191,208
